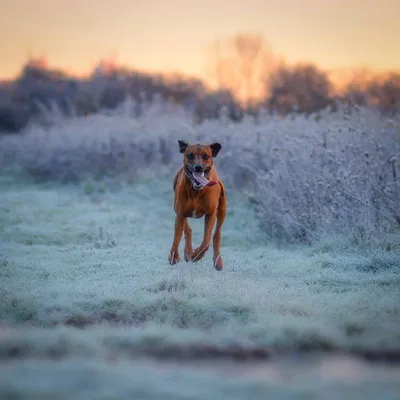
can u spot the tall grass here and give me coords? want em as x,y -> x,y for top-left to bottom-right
0,99 -> 398,245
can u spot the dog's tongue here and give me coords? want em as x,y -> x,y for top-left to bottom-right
192,172 -> 217,187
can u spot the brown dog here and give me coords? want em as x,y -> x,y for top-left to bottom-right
168,140 -> 227,270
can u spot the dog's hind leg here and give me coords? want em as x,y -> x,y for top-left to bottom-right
192,210 -> 217,262
213,185 -> 226,271
183,219 -> 193,262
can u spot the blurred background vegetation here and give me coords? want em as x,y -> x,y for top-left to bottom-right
1,33 -> 399,134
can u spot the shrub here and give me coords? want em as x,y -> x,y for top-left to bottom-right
0,101 -> 398,245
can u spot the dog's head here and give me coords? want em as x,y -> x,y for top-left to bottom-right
178,140 -> 221,190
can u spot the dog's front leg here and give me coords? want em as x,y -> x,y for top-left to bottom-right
192,210 -> 217,262
169,215 -> 185,265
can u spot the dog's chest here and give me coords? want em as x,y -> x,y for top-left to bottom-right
180,190 -> 219,219
183,201 -> 207,219
191,209 -> 202,219
183,206 -> 204,219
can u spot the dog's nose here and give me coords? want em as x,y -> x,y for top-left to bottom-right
193,164 -> 203,173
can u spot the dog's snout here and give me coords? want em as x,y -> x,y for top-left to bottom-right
193,164 -> 203,173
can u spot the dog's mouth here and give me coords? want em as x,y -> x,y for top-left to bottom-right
185,167 -> 217,190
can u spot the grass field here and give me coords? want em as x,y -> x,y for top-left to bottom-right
1,105 -> 399,398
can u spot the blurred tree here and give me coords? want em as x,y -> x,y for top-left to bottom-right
339,67 -> 375,107
368,72 -> 400,115
266,62 -> 332,114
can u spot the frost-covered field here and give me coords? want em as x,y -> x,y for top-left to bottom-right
0,105 -> 400,398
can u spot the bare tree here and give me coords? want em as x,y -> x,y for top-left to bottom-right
206,33 -> 275,106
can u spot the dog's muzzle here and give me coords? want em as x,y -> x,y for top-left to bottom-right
185,165 -> 216,190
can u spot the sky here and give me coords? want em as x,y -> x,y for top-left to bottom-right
0,0 -> 399,80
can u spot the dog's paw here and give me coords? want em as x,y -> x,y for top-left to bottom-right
184,249 -> 193,262
168,250 -> 181,265
192,245 -> 209,262
213,255 -> 223,271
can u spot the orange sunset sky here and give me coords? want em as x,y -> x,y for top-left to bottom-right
0,0 -> 399,80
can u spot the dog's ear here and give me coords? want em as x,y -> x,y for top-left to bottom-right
209,142 -> 221,157
178,140 -> 188,154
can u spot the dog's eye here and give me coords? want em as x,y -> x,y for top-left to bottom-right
187,153 -> 194,160
202,155 -> 210,160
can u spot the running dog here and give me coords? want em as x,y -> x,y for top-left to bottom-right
168,140 -> 226,270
